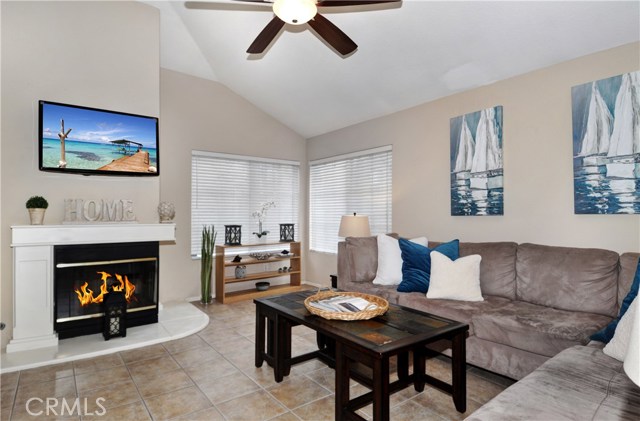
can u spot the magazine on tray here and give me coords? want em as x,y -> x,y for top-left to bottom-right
308,295 -> 378,313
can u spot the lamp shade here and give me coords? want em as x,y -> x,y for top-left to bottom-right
623,298 -> 640,386
338,213 -> 371,238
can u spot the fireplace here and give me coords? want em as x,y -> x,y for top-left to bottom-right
54,242 -> 159,339
9,223 -> 174,353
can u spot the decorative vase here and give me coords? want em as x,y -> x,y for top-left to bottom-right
28,208 -> 46,225
158,202 -> 175,223
235,265 -> 247,279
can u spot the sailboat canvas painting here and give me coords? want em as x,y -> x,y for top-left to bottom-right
572,71 -> 640,214
450,106 -> 504,216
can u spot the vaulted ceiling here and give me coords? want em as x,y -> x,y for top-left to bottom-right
145,1 -> 640,138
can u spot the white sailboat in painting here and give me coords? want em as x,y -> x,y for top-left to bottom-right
470,107 -> 503,190
577,82 -> 613,171
606,71 -> 640,179
452,116 -> 475,186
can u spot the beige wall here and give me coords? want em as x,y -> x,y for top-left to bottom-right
158,69 -> 307,303
0,1 -> 160,349
306,42 -> 640,284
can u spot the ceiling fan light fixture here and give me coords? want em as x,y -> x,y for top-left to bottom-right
273,0 -> 317,25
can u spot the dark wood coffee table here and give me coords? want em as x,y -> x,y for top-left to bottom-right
255,290 -> 469,421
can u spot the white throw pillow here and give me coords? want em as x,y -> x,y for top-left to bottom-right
603,297 -> 637,362
426,251 -> 483,301
372,234 -> 428,285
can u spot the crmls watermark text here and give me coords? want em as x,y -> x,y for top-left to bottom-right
26,397 -> 106,416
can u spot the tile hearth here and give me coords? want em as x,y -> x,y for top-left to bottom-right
1,302 -> 208,373
0,300 -> 514,420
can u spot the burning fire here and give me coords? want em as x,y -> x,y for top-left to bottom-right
74,271 -> 137,306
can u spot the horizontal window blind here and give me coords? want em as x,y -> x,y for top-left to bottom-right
309,146 -> 392,254
191,151 -> 300,258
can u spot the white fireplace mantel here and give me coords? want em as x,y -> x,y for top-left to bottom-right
11,223 -> 176,247
8,223 -> 176,353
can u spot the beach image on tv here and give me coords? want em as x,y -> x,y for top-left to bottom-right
41,102 -> 158,173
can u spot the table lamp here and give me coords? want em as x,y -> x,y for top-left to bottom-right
338,213 -> 371,238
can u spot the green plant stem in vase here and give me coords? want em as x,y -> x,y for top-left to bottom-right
200,225 -> 217,304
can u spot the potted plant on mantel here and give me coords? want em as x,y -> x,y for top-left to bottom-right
26,195 -> 49,225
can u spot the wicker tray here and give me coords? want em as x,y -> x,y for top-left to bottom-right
304,291 -> 389,321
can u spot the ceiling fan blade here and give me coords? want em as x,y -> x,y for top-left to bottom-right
307,13 -> 357,55
247,16 -> 286,54
318,0 -> 400,6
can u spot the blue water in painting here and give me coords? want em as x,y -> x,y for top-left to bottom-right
42,137 -> 157,170
450,175 -> 504,216
573,163 -> 640,214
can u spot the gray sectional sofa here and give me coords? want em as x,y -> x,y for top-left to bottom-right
337,237 -> 640,418
338,238 -> 638,379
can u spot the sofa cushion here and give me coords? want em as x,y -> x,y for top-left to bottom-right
397,293 -> 511,335
592,258 -> 640,343
618,252 -> 640,308
464,345 -> 640,421
603,297 -> 637,361
372,235 -> 428,285
345,236 -> 378,283
515,243 -> 619,317
430,241 -> 518,300
426,252 -> 483,301
461,242 -> 518,300
397,239 -> 459,293
472,301 -> 613,357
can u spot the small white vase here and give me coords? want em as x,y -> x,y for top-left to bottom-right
28,208 -> 46,225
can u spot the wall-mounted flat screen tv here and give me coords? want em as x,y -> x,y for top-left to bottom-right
39,101 -> 159,176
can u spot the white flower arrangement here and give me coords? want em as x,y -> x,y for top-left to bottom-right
252,201 -> 275,238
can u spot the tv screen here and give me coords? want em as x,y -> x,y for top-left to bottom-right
39,101 -> 159,176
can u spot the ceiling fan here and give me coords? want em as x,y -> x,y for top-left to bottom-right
219,0 -> 401,55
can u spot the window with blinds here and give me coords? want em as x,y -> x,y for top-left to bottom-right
191,151 -> 300,258
309,146 -> 392,254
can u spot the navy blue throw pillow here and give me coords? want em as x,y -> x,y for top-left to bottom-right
397,239 -> 460,293
591,259 -> 640,343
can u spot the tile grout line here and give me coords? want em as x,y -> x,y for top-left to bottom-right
118,351 -> 154,421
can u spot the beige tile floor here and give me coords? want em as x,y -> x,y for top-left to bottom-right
0,300 -> 514,421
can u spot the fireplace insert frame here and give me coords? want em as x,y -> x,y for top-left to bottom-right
53,241 -> 159,339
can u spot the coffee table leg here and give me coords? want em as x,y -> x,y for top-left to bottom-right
335,342 -> 350,421
274,315 -> 284,382
255,305 -> 265,368
282,320 -> 292,376
413,346 -> 425,392
452,332 -> 467,413
372,357 -> 390,421
397,352 -> 409,381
